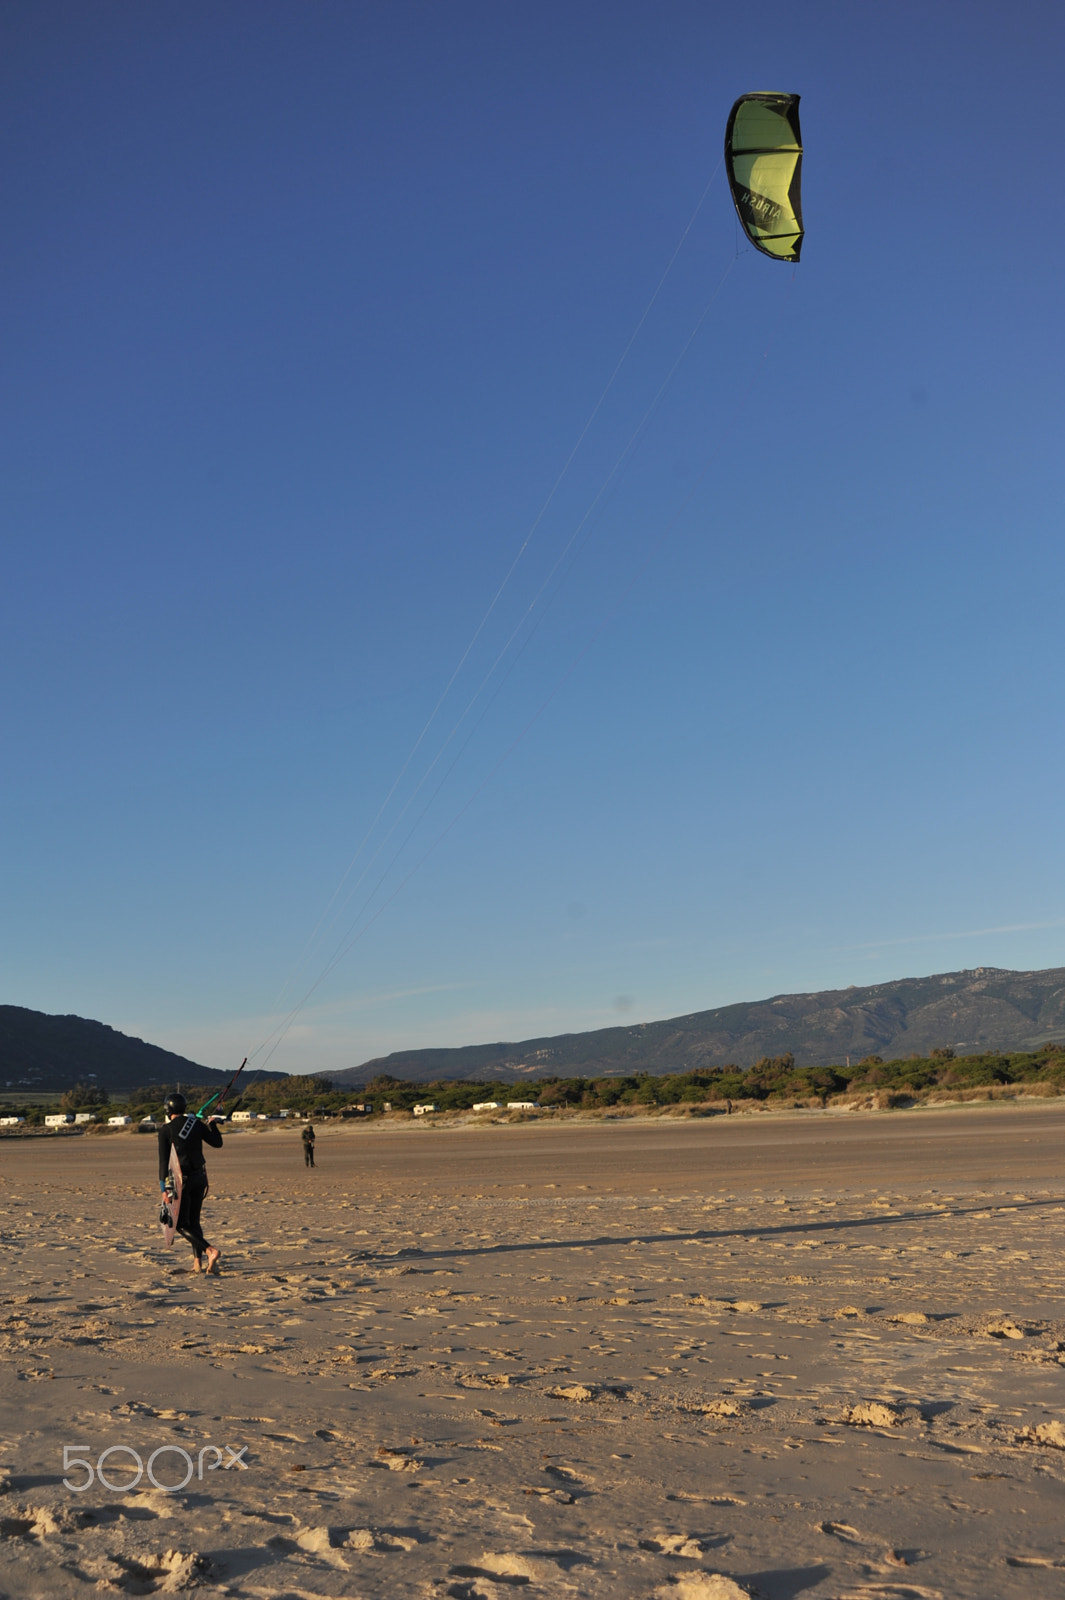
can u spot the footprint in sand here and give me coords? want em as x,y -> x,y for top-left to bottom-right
450,1550 -> 572,1583
984,1317 -> 1026,1339
697,1399 -> 742,1418
1015,1419 -> 1065,1448
548,1383 -> 596,1402
346,1525 -> 421,1552
835,1588 -> 943,1600
841,1402 -> 903,1428
652,1576 -> 751,1599
639,1533 -> 713,1557
295,1524 -> 352,1568
818,1519 -> 865,1543
667,1493 -> 747,1507
94,1548 -> 213,1590
373,1445 -> 424,1472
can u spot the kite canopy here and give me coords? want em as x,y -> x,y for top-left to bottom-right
724,93 -> 803,262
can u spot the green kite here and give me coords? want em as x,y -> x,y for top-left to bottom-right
725,93 -> 803,262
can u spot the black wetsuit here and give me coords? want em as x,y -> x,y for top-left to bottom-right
158,1115 -> 223,1262
302,1125 -> 315,1167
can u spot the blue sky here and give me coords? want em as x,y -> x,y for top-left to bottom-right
3,2 -> 1064,1075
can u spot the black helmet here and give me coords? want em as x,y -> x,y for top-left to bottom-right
164,1092 -> 187,1116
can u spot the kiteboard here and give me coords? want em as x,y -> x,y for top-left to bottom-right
159,1144 -> 183,1247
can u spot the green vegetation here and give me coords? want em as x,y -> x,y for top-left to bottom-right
60,1083 -> 109,1111
233,1076 -> 350,1117
0,1091 -> 63,1124
308,1047 -> 1065,1115
521,1046 -> 1065,1109
5,1047 -> 1064,1131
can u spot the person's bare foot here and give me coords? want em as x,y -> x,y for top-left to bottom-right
204,1246 -> 221,1275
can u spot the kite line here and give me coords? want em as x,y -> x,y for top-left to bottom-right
248,265 -> 797,1074
244,162 -> 727,1066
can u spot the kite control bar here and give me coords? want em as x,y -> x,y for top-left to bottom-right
196,1057 -> 248,1120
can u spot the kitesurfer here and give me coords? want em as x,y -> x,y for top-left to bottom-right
302,1121 -> 316,1168
159,1092 -> 224,1273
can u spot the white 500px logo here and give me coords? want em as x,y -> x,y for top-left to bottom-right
63,1444 -> 248,1493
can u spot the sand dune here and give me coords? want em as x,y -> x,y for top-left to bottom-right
2,1103 -> 1064,1596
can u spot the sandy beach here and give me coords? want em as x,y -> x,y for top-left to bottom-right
2,1102 -> 1064,1597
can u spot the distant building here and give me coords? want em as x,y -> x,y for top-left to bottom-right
0,1116 -> 26,1126
107,1115 -> 132,1127
472,1101 -> 500,1111
412,1103 -> 438,1116
231,1110 -> 254,1122
74,1112 -> 96,1123
506,1101 -> 537,1111
45,1113 -> 75,1127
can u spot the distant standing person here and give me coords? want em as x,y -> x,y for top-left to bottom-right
302,1122 -> 316,1168
158,1093 -> 223,1273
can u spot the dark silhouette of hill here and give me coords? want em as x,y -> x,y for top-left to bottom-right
328,966 -> 1065,1087
0,1006 -> 260,1094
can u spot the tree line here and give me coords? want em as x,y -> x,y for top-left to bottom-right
232,1047 -> 1065,1114
7,1046 -> 1065,1125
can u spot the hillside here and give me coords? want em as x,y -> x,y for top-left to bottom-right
0,1006 -> 236,1094
328,966 -> 1065,1086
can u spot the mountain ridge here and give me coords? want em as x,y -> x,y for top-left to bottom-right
0,1006 -> 241,1094
8,965 -> 1065,1096
326,966 -> 1065,1086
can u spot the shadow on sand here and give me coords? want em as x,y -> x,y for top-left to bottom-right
371,1195 -> 1061,1266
